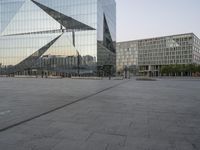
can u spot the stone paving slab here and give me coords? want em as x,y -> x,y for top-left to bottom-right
0,78 -> 200,150
0,78 -> 122,130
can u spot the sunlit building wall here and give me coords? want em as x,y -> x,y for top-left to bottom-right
0,0 -> 116,76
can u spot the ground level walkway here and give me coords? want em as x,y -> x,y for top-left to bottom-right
0,78 -> 200,150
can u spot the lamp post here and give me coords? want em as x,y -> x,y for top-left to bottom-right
77,50 -> 80,76
124,65 -> 128,79
124,48 -> 130,79
127,57 -> 129,79
0,63 -> 2,75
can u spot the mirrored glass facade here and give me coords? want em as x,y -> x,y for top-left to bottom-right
116,41 -> 138,73
0,0 -> 116,76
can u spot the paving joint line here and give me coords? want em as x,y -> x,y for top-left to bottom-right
0,80 -> 129,133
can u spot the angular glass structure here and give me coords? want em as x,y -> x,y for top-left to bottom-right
0,0 -> 116,76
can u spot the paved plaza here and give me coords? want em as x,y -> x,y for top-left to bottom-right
0,78 -> 200,150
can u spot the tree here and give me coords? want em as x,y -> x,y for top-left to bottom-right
169,64 -> 176,76
198,65 -> 200,73
161,66 -> 167,76
174,64 -> 181,76
180,64 -> 186,76
196,65 -> 200,76
189,64 -> 196,76
160,64 -> 200,77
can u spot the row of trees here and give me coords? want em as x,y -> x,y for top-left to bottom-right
161,64 -> 200,76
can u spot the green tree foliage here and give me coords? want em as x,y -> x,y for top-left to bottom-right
161,64 -> 200,76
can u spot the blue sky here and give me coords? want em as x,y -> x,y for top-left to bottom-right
116,0 -> 200,42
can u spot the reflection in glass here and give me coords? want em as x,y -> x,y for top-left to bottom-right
0,0 -> 116,76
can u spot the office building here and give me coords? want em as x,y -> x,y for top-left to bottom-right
116,41 -> 138,75
0,0 -> 116,76
117,33 -> 200,76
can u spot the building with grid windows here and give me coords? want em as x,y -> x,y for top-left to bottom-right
116,41 -> 138,75
0,0 -> 116,77
117,33 -> 200,76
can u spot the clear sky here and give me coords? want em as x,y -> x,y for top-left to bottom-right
116,0 -> 200,42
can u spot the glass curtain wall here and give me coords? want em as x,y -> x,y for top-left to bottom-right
0,0 -> 98,76
97,0 -> 116,76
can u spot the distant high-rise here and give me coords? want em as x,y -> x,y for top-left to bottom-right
0,0 -> 116,76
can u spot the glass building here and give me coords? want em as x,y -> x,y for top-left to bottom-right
117,33 -> 200,76
0,0 -> 116,77
116,41 -> 138,75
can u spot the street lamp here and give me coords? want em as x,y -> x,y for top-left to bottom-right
0,63 -> 2,75
76,50 -> 80,76
124,48 -> 130,79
